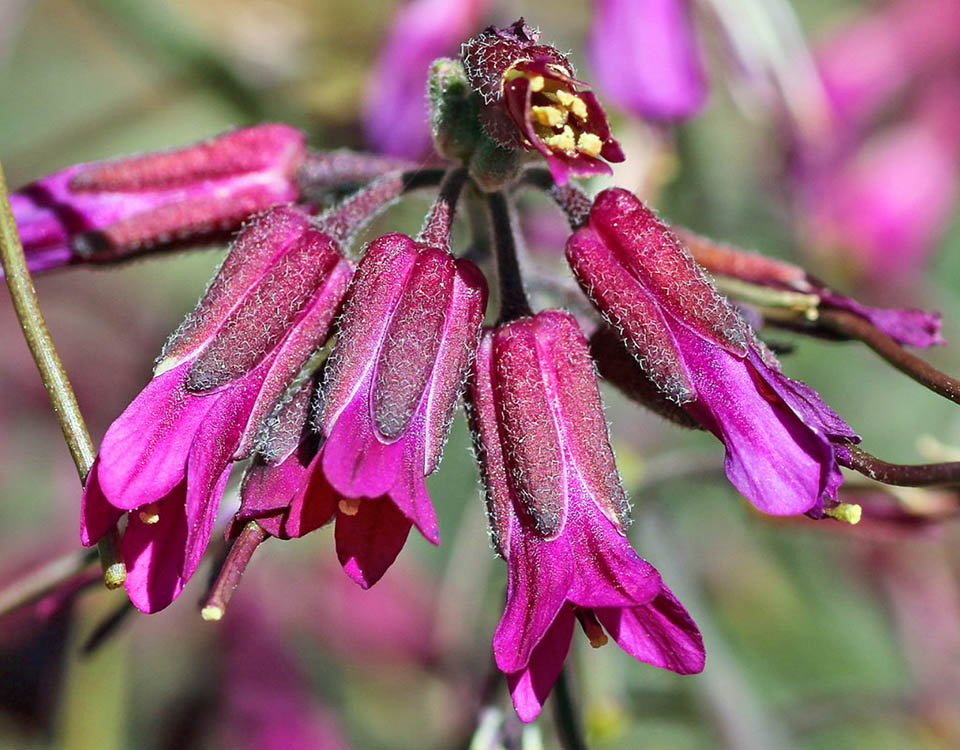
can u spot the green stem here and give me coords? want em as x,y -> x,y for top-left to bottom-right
553,668 -> 588,750
0,160 -> 125,588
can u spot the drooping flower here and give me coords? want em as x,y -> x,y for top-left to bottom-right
566,187 -> 858,516
81,206 -> 352,612
466,309 -> 704,722
235,230 -> 487,588
588,0 -> 707,121
363,0 -> 490,159
461,20 -> 624,185
10,124 -> 306,274
674,227 -> 944,348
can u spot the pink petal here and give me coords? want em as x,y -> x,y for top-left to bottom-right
96,362 -> 219,509
493,529 -> 574,673
506,607 -> 576,723
80,458 -> 123,547
335,498 -> 413,589
596,586 -> 705,674
121,484 -> 189,613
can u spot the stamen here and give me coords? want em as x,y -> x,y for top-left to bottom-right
575,607 -> 609,648
528,75 -> 545,93
556,90 -> 588,119
138,502 -> 160,525
543,125 -> 576,153
532,105 -> 567,128
338,497 -> 362,516
576,132 -> 603,157
824,502 -> 862,525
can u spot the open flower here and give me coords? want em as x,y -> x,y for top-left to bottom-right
566,188 -> 858,516
10,124 -> 306,274
81,207 -> 352,612
467,309 -> 704,722
462,20 -> 624,185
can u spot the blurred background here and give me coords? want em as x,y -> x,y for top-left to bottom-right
1,0 -> 960,748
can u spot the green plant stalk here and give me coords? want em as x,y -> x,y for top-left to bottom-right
0,160 -> 125,589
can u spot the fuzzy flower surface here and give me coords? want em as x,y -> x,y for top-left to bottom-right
467,309 -> 704,721
462,20 -> 624,185
10,124 -> 306,274
81,207 -> 352,612
567,188 -> 859,516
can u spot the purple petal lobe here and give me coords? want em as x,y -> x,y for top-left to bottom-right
80,458 -> 123,547
596,586 -> 705,674
335,498 -> 413,589
506,607 -> 576,723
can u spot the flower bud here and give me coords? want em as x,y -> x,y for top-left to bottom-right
461,20 -> 624,185
11,124 -> 305,272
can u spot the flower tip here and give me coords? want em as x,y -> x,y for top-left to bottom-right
201,604 -> 225,622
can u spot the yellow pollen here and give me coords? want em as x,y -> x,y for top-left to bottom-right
528,75 -> 545,92
138,503 -> 161,525
338,498 -> 362,516
556,89 -> 588,119
825,502 -> 862,525
577,132 -> 603,157
531,105 -> 566,127
201,605 -> 224,622
543,125 -> 576,153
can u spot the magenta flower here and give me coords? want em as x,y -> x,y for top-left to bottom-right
567,188 -> 858,516
589,0 -> 707,121
462,20 -> 624,185
363,0 -> 490,159
10,124 -> 306,274
676,227 -> 944,348
234,231 -> 488,588
467,309 -> 704,722
81,206 -> 352,612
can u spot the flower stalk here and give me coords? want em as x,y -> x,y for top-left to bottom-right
842,442 -> 960,487
488,191 -> 532,323
201,521 -> 269,621
819,309 -> 960,405
0,160 -> 126,588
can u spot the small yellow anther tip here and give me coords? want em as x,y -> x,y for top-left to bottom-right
103,563 -> 127,590
201,605 -> 224,622
589,633 -> 609,649
826,503 -> 862,525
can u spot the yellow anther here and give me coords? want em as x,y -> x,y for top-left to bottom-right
531,105 -> 566,128
556,89 -> 588,119
201,605 -> 224,622
338,498 -> 362,516
528,75 -> 545,92
543,125 -> 576,152
577,132 -> 603,157
138,503 -> 161,525
575,607 -> 609,648
825,503 -> 862,525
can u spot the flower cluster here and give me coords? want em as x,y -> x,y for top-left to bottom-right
8,18 -> 951,726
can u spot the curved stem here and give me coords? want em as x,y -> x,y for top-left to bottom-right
0,161 -> 125,587
819,309 -> 960,406
842,442 -> 960,487
489,192 -> 533,324
553,668 -> 588,750
201,521 -> 268,621
320,167 -> 446,244
419,167 -> 469,250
